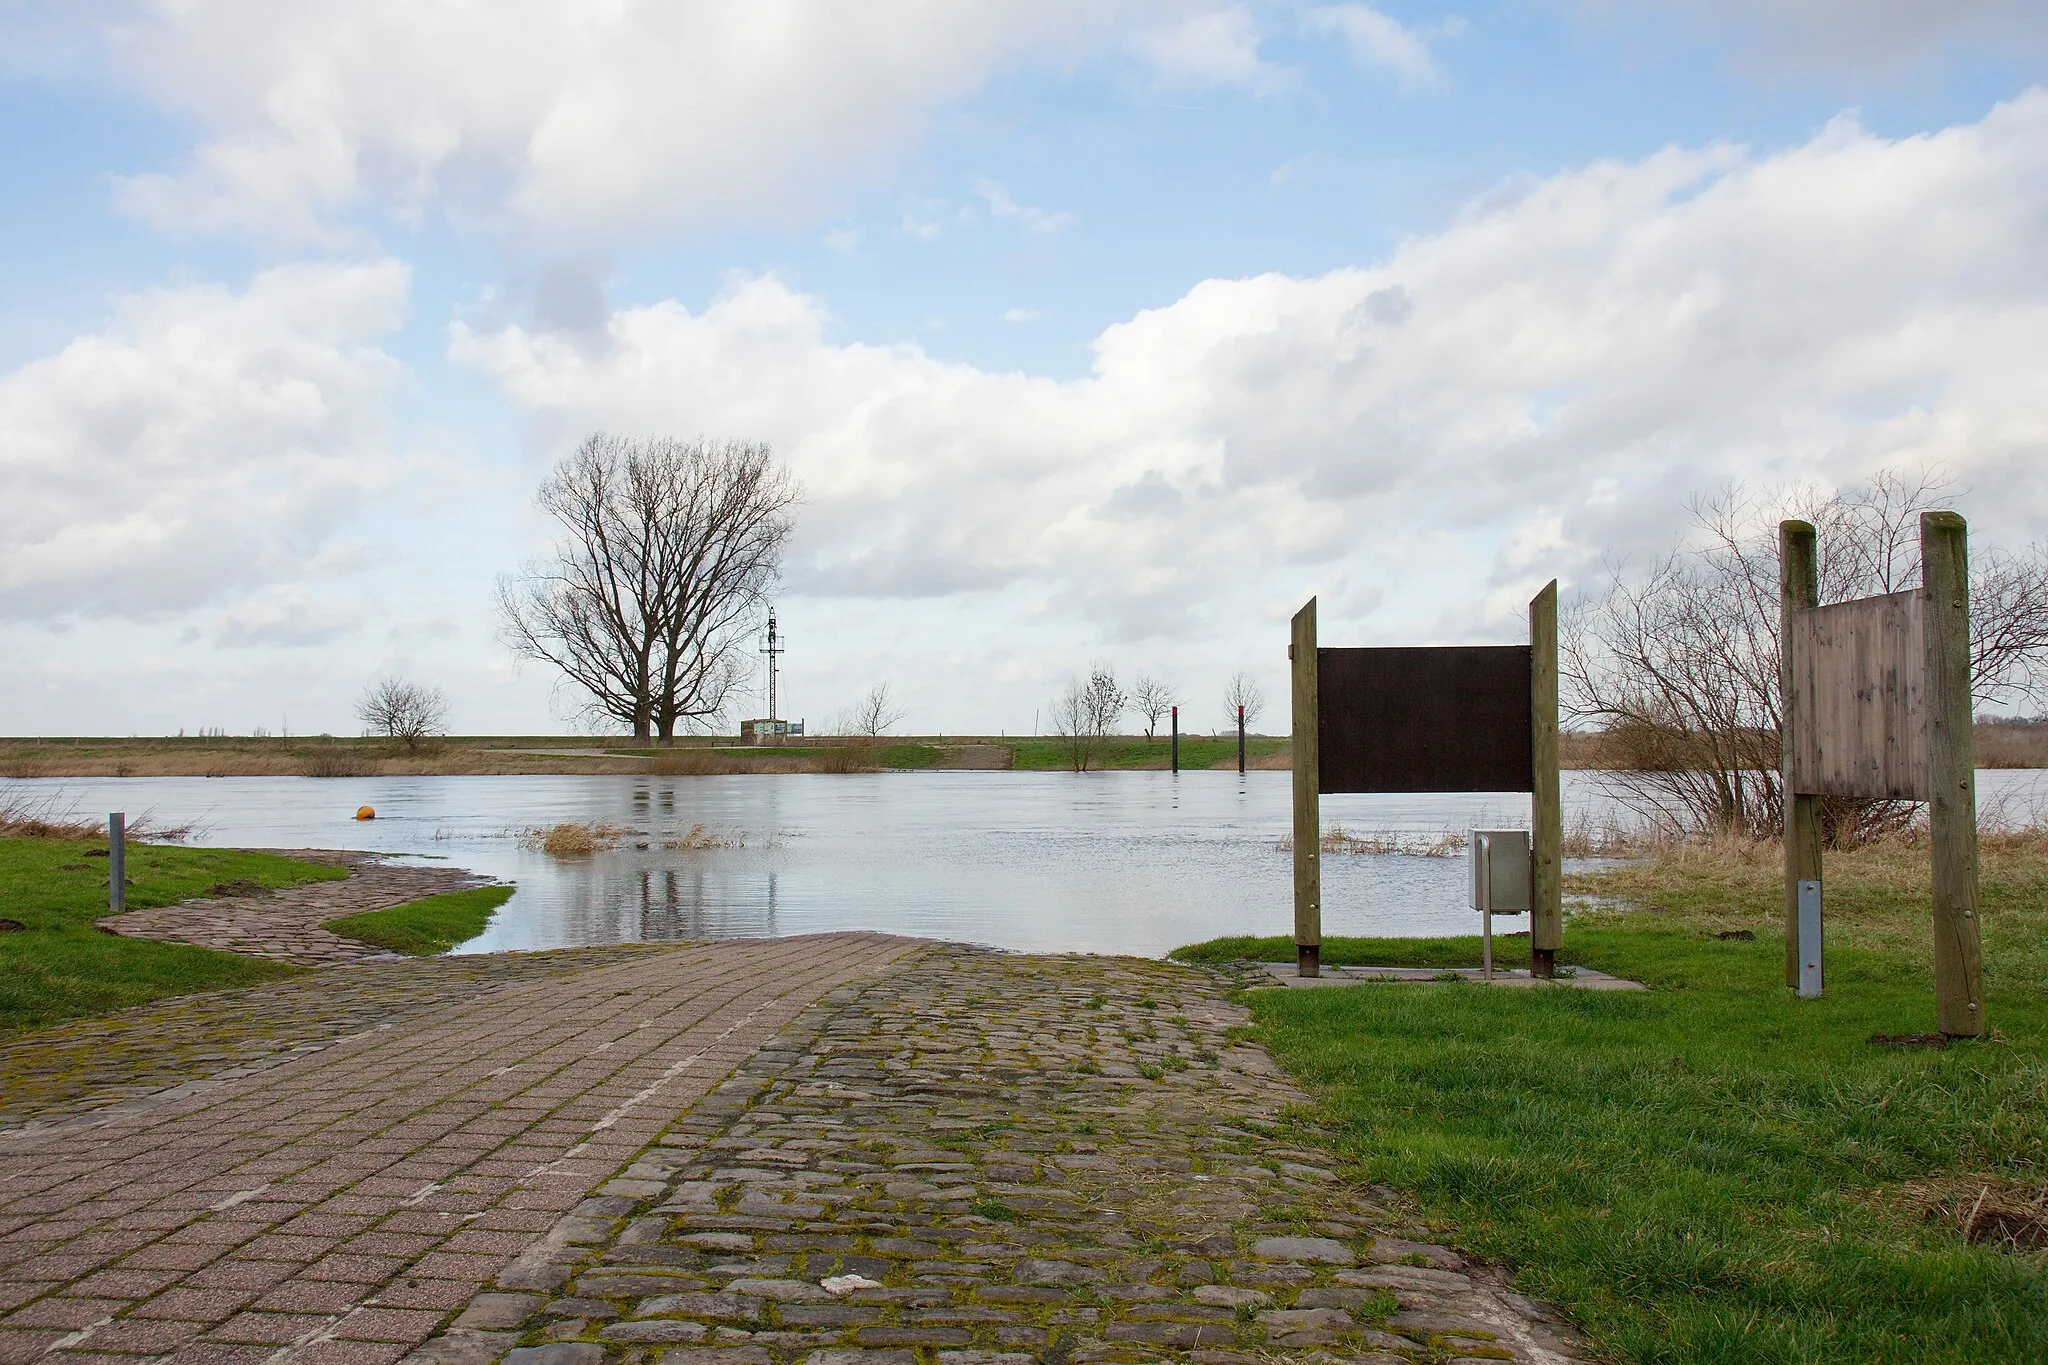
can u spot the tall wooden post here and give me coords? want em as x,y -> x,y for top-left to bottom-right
1779,520 -> 1822,990
1170,706 -> 1179,773
1922,512 -> 1985,1037
1529,581 -> 1561,979
1290,599 -> 1321,978
1237,706 -> 1246,774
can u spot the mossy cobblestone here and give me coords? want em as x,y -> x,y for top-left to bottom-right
419,947 -> 1583,1365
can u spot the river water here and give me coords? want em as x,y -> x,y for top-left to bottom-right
6,770 -> 2043,958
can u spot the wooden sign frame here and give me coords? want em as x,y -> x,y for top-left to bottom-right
1290,582 -> 1561,979
1780,512 -> 1983,1036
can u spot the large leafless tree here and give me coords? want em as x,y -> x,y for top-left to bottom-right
1564,468 -> 2048,843
1129,675 -> 1177,741
498,435 -> 798,740
1050,667 -> 1127,772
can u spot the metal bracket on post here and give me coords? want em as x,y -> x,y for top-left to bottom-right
1797,878 -> 1823,998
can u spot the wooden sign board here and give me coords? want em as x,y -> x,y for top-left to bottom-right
1317,645 -> 1533,794
1788,589 -> 1926,801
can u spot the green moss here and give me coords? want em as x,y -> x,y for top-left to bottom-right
323,884 -> 514,955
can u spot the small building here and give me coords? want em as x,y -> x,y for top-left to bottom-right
741,718 -> 804,745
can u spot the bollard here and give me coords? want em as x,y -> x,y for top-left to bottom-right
108,812 -> 126,913
1170,705 -> 1179,773
1237,704 -> 1246,775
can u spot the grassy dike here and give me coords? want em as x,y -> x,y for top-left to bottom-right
323,885 -> 514,956
0,836 -> 343,1037
1174,838 -> 2048,1364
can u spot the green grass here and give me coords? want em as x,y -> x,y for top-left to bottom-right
1006,736 -> 1285,770
1170,933 -> 1516,967
323,884 -> 514,955
0,836 -> 345,1037
1176,917 -> 2048,1363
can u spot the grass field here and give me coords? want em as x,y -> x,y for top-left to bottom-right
323,884 -> 514,955
1176,834 -> 2048,1364
0,835 -> 342,1037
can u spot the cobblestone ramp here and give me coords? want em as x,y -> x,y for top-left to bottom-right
0,934 -> 922,1363
98,853 -> 491,967
422,946 -> 1585,1365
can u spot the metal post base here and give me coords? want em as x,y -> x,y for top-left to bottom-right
1530,947 -> 1555,980
1296,944 -> 1320,978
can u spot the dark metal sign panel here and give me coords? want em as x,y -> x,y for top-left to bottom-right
1318,646 -> 1533,794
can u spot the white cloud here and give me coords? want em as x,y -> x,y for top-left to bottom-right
974,180 -> 1078,234
1585,0 -> 2048,81
455,93 -> 2048,646
1305,5 -> 1441,88
0,260 -> 410,622
209,589 -> 364,648
1131,6 -> 1297,97
75,1 -> 1272,242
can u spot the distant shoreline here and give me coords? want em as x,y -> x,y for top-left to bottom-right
2,725 -> 2040,778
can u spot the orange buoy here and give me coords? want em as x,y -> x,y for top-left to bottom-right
355,806 -> 376,821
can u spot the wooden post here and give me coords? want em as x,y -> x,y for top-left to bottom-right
1170,705 -> 1179,773
1529,581 -> 1561,979
1237,705 -> 1246,774
1922,512 -> 1985,1037
1290,599 -> 1321,977
1779,520 -> 1822,990
108,812 -> 126,914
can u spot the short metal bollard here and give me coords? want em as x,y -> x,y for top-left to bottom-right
108,812 -> 126,913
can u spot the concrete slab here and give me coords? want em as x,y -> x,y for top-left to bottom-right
1253,961 -> 1646,991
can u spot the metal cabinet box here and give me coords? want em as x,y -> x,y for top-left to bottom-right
1471,830 -> 1531,913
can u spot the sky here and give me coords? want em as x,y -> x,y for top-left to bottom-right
3,0 -> 2047,738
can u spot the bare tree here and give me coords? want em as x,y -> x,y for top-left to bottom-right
355,678 -> 449,751
498,434 -> 798,740
1050,667 -> 1127,771
1223,671 -> 1265,734
1129,675 -> 1177,741
1564,468 -> 2048,843
837,683 -> 907,737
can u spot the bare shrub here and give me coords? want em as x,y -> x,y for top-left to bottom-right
836,683 -> 905,738
815,744 -> 881,774
297,745 -> 373,778
1565,468 -> 2048,844
1129,675 -> 1177,741
1050,667 -> 1127,772
1223,671 -> 1265,733
355,678 -> 449,752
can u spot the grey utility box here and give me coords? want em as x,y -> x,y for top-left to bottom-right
1470,830 -> 1532,913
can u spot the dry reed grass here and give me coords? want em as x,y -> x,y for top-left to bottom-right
523,821 -> 636,857
664,822 -> 739,850
0,791 -> 195,841
1275,827 -> 1468,857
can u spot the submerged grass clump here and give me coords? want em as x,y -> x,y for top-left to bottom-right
323,885 -> 514,956
523,821 -> 635,857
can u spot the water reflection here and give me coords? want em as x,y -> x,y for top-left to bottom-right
5,769 -> 2041,959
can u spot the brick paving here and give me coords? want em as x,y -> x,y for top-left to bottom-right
417,946 -> 1586,1365
0,933 -> 923,1363
98,853 -> 489,967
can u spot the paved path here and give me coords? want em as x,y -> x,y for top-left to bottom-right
98,854 -> 488,967
0,934 -> 921,1363
417,946 -> 1585,1365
